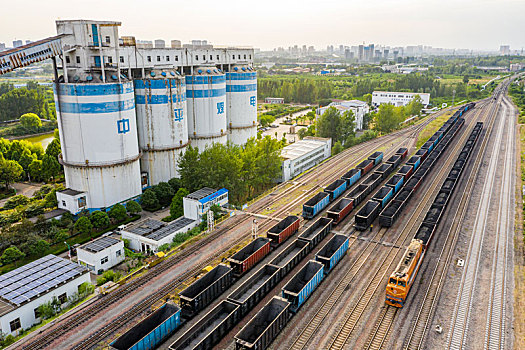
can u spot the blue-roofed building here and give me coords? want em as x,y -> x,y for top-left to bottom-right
183,187 -> 229,221
0,255 -> 90,336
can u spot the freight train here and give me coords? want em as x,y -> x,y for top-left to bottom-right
386,121 -> 482,308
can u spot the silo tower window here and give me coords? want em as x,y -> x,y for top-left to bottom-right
210,55 -> 212,60
105,36 -> 111,44
120,56 -> 124,63
147,56 -> 151,62
195,55 -> 199,61
217,55 -> 219,60
175,56 -> 179,61
65,56 -> 70,64
107,56 -> 113,63
244,54 -> 246,59
76,56 -> 80,64
157,56 -> 161,62
238,55 -> 241,59
166,56 -> 170,61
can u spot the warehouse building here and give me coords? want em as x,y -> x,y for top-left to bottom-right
279,137 -> 331,182
372,91 -> 430,108
77,236 -> 125,274
183,188 -> 229,221
0,255 -> 90,336
121,218 -> 197,253
316,100 -> 369,130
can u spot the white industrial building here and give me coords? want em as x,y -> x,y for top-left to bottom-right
183,188 -> 229,221
56,188 -> 87,215
49,19 -> 256,212
372,91 -> 430,108
121,218 -> 197,253
279,137 -> 331,182
316,100 -> 369,130
77,236 -> 125,274
0,255 -> 90,336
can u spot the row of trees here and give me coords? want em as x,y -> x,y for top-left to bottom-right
258,78 -> 333,103
178,137 -> 283,204
373,95 -> 424,134
0,129 -> 62,189
0,201 -> 142,268
0,82 -> 56,122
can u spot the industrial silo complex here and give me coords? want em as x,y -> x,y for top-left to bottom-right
51,19 -> 257,214
226,66 -> 257,144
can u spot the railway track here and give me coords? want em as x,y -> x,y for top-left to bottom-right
18,109 -> 447,350
400,83 -> 509,350
324,103 -> 488,350
445,81 -> 511,350
284,106 -> 476,350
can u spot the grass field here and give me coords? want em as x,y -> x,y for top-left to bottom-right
416,110 -> 454,148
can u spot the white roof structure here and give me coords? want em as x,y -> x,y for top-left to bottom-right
281,137 -> 331,161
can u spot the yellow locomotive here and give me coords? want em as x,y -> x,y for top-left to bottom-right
385,239 -> 424,307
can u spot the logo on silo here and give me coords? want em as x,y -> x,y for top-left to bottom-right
250,96 -> 256,107
117,119 -> 130,134
174,108 -> 184,122
217,102 -> 225,115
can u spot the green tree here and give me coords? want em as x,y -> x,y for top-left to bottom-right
168,178 -> 182,193
153,182 -> 175,207
0,246 -> 25,266
3,194 -> 30,209
54,229 -> 70,244
45,138 -> 61,159
125,200 -> 142,215
108,204 -> 128,222
259,114 -> 275,127
340,110 -> 356,145
463,75 -> 469,84
332,141 -> 344,155
41,154 -> 61,181
141,189 -> 160,210
406,95 -> 424,117
74,216 -> 93,236
170,188 -> 189,219
316,107 -> 341,142
374,104 -> 402,134
0,88 -> 46,122
0,159 -> 23,189
29,240 -> 49,257
178,146 -> 202,192
19,113 -> 42,132
90,210 -> 110,229
28,159 -> 43,182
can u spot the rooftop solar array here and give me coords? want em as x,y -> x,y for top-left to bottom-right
80,236 -> 121,253
145,217 -> 196,241
186,187 -> 216,201
0,255 -> 87,306
127,219 -> 164,236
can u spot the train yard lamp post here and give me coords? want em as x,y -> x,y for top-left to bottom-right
252,219 -> 258,240
64,241 -> 71,261
452,89 -> 456,106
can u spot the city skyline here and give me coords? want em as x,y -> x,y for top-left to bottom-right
0,0 -> 524,51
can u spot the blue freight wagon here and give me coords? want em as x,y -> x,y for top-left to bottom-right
111,302 -> 181,350
421,141 -> 434,152
341,168 -> 361,187
372,186 -> 394,209
315,234 -> 349,274
324,179 -> 347,201
281,260 -> 324,312
368,151 -> 384,166
303,192 -> 330,219
406,156 -> 421,171
386,174 -> 404,194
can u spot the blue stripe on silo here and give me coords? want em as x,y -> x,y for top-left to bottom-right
226,84 -> 257,92
56,99 -> 135,114
226,72 -> 257,80
58,84 -> 134,96
134,79 -> 186,89
135,95 -> 186,104
186,88 -> 226,98
185,75 -> 226,84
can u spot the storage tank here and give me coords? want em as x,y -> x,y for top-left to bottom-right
226,65 -> 257,144
134,70 -> 188,186
186,67 -> 227,151
55,73 -> 142,210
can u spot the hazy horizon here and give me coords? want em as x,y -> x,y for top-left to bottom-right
1,0 -> 524,51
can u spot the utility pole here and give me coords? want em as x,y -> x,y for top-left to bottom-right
452,89 -> 456,106
251,219 -> 258,240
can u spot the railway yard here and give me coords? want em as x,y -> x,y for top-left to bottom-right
14,77 -> 522,350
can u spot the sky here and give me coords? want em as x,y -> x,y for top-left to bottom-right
1,0 -> 524,51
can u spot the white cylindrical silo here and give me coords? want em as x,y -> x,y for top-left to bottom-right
134,70 -> 188,186
186,67 -> 227,151
55,74 -> 142,210
226,66 -> 257,145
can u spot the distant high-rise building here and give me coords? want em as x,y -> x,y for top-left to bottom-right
171,40 -> 181,48
308,46 -> 315,53
383,49 -> 389,59
12,40 -> 23,48
25,40 -> 32,45
154,39 -> 165,48
358,45 -> 364,61
0,43 -> 5,51
500,45 -> 510,55
327,45 -> 334,54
